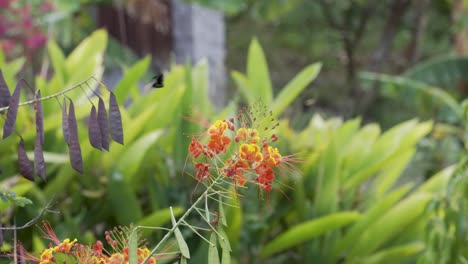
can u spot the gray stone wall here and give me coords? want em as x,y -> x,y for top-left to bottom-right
171,0 -> 226,108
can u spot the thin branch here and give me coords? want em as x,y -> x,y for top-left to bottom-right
0,76 -> 95,113
0,199 -> 57,230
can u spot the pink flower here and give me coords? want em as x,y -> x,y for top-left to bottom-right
25,34 -> 46,49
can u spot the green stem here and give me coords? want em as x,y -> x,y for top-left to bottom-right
142,178 -> 220,263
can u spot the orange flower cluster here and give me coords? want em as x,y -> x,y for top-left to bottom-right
188,108 -> 286,192
17,223 -> 158,264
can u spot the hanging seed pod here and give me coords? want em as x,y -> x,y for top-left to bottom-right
0,70 -> 10,108
67,101 -> 83,173
62,98 -> 69,144
35,90 -> 44,145
98,97 -> 110,151
88,105 -> 102,150
3,82 -> 21,139
34,133 -> 46,181
18,139 -> 34,181
109,92 -> 124,144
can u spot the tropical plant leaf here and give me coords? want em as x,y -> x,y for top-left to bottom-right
260,212 -> 361,257
0,69 -> 10,107
351,242 -> 425,264
217,227 -> 231,264
67,101 -> 83,173
18,139 -> 34,181
62,98 -> 69,144
271,63 -> 321,116
171,207 -> 190,259
360,72 -> 462,119
128,229 -> 138,264
88,105 -> 102,150
107,171 -> 143,224
35,90 -> 44,145
34,133 -> 46,181
208,232 -> 220,264
113,56 -> 150,105
97,97 -> 109,150
109,92 -> 124,144
247,38 -> 273,105
3,82 -> 21,139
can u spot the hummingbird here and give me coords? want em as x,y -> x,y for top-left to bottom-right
151,73 -> 164,88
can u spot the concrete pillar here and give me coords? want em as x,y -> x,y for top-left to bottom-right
171,0 -> 226,108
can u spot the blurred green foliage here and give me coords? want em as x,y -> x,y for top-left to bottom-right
0,13 -> 466,262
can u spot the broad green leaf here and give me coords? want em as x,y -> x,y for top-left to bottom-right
332,184 -> 412,257
360,72 -> 462,119
54,252 -> 77,263
231,71 -> 254,105
108,171 -> 143,225
116,130 -> 164,183
217,227 -> 232,252
225,187 -> 242,250
47,41 -> 68,88
219,197 -> 227,227
348,193 -> 432,257
171,207 -> 190,259
114,56 -> 151,105
66,29 -> 107,75
128,229 -> 138,264
271,63 -> 321,116
417,165 -> 455,193
2,57 -> 25,90
208,233 -> 220,264
261,211 -> 360,257
314,138 -> 340,216
373,148 -> 414,198
247,38 -> 273,105
352,242 -> 425,264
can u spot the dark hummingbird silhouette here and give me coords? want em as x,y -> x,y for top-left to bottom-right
151,73 -> 164,88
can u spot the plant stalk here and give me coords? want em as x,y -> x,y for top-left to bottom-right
142,177 -> 220,263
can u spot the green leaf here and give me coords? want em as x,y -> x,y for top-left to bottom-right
11,196 -> 32,207
247,38 -> 273,105
208,232 -> 220,264
54,252 -> 77,263
417,165 -> 455,193
332,184 -> 412,257
353,242 -> 425,264
314,138 -> 340,216
225,187 -> 242,250
231,70 -> 254,105
219,197 -> 227,227
171,207 -> 190,259
116,130 -> 164,183
128,229 -> 138,264
107,171 -> 143,225
260,211 -> 360,257
217,227 -> 232,252
217,227 -> 232,264
271,63 -> 321,116
47,40 -> 68,85
114,56 -> 151,105
360,72 -> 462,120
348,193 -> 432,257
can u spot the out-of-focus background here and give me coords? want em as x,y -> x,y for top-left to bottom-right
1,0 -> 468,263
